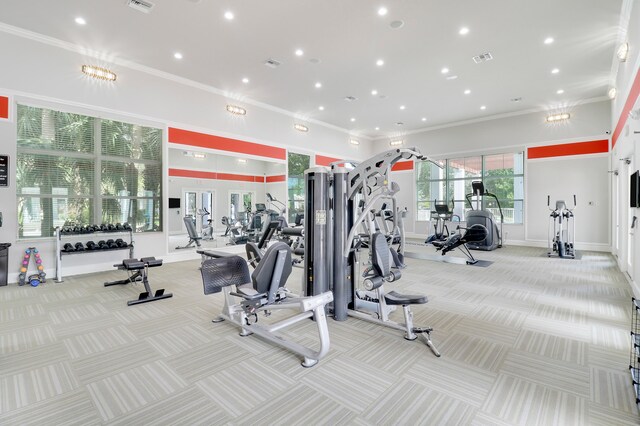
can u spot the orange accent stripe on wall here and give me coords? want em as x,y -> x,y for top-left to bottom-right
316,154 -> 341,167
266,174 -> 286,183
169,168 -> 264,182
0,96 -> 8,119
613,68 -> 640,148
391,161 -> 414,172
169,127 -> 286,160
527,139 -> 609,159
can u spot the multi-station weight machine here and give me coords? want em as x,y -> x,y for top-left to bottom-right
304,148 -> 440,356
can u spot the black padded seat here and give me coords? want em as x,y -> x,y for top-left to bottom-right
384,290 -> 428,306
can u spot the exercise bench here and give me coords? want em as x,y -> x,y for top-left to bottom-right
105,257 -> 173,306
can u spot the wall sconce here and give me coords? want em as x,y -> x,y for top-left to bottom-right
226,105 -> 247,115
82,65 -> 117,81
546,112 -> 570,123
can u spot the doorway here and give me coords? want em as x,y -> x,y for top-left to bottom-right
183,189 -> 215,234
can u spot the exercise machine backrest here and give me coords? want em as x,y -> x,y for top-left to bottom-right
252,242 -> 293,303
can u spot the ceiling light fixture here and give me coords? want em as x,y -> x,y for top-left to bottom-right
81,65 -> 117,81
544,37 -> 554,45
375,127 -> 380,130
318,105 -> 325,111
556,89 -> 564,94
464,89 -> 471,95
75,17 -> 87,25
174,52 -> 183,59
350,139 -> 360,145
546,112 -> 570,122
480,105 -> 487,110
295,49 -> 304,56
459,27 -> 469,35
376,59 -> 385,66
446,75 -> 458,80
551,68 -> 560,74
242,77 -> 249,84
389,140 -> 404,146
371,89 -> 378,95
421,117 -> 427,122
441,67 -> 449,74
224,11 -> 234,20
315,82 -> 322,88
377,7 -> 388,16
294,123 -> 309,132
617,42 -> 629,62
193,153 -> 206,159
237,158 -> 247,163
226,104 -> 246,115
400,105 -> 406,110
608,87 -> 617,99
350,117 -> 356,122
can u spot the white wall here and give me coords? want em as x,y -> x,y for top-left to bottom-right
377,101 -> 611,247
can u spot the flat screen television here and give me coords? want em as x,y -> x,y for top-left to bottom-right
632,171 -> 639,208
169,198 -> 181,209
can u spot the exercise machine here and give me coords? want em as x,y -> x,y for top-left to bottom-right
432,224 -> 488,265
200,242 -> 333,367
105,257 -> 173,306
425,199 -> 460,244
547,195 -> 576,258
465,180 -> 503,250
197,208 -> 215,241
304,148 -> 440,357
175,216 -> 203,249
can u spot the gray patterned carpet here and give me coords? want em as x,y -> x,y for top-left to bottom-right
0,244 -> 637,425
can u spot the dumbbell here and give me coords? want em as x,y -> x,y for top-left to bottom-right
115,223 -> 124,231
115,238 -> 128,248
123,223 -> 132,231
86,241 -> 98,250
63,243 -> 75,252
106,239 -> 117,249
75,242 -> 86,251
107,224 -> 116,232
100,224 -> 109,232
98,240 -> 108,250
83,225 -> 93,233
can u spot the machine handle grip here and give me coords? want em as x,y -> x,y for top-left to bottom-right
573,194 -> 576,206
547,195 -> 550,207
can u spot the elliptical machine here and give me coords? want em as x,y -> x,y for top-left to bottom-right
425,199 -> 460,244
547,195 -> 576,259
465,181 -> 503,250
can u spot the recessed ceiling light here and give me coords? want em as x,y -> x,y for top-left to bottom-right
459,27 -> 469,35
294,123 -> 309,132
75,17 -> 87,25
315,82 -> 322,88
173,52 -> 183,60
400,105 -> 406,110
375,127 -> 380,130
377,7 -> 388,16
544,37 -> 554,45
608,87 -> 617,99
295,49 -> 304,56
350,117 -> 356,122
242,77 -> 249,84
480,105 -> 487,110
376,59 -> 385,66
617,42 -> 629,62
421,117 -> 427,122
224,11 -> 234,20
441,67 -> 449,74
551,68 -> 560,74
464,89 -> 471,95
390,140 -> 404,146
318,105 -> 325,111
371,89 -> 378,95
193,153 -> 206,159
546,112 -> 570,122
350,139 -> 360,145
556,89 -> 564,94
226,104 -> 246,115
237,158 -> 247,163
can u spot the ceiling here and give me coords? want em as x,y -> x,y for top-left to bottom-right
0,0 -> 624,138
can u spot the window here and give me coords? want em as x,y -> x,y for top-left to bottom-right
416,152 -> 524,224
17,105 -> 162,238
287,152 -> 310,223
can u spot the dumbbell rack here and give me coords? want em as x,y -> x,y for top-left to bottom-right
54,226 -> 134,282
630,298 -> 640,409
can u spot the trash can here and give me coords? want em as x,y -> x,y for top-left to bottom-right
0,243 -> 11,286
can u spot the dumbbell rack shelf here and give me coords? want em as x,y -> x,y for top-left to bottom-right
54,227 -> 134,283
629,298 -> 640,408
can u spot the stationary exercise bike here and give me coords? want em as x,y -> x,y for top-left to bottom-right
197,208 -> 215,241
547,195 -> 576,259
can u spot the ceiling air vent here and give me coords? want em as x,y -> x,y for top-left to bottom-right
472,52 -> 493,64
264,58 -> 281,68
344,96 -> 357,102
127,0 -> 155,13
